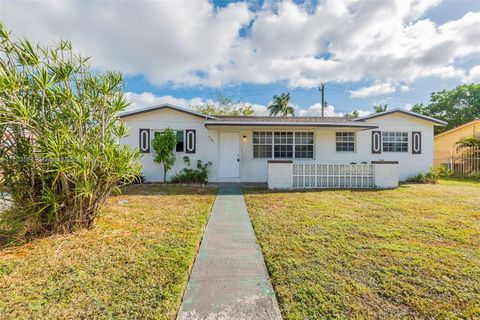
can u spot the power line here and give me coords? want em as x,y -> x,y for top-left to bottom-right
326,82 -> 428,102
129,80 -> 428,109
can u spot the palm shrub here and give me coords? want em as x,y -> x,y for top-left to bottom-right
437,165 -> 454,177
456,135 -> 480,148
406,168 -> 440,184
170,156 -> 212,184
0,24 -> 141,239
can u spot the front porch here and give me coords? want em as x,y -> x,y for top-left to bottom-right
213,126 -> 374,184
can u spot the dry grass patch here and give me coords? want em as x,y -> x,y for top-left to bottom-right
244,179 -> 480,319
0,184 -> 216,319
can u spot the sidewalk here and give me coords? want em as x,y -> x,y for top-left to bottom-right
177,186 -> 282,320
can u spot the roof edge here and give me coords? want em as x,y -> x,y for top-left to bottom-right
204,121 -> 378,129
353,108 -> 447,126
434,119 -> 480,138
119,103 -> 217,120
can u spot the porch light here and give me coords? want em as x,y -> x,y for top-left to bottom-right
242,135 -> 247,141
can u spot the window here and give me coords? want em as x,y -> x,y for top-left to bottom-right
253,132 -> 272,158
253,131 -> 314,159
336,132 -> 355,152
382,132 -> 408,152
153,130 -> 185,152
176,131 -> 184,152
274,132 -> 293,158
295,132 -> 314,158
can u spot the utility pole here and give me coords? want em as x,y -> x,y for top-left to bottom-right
319,83 -> 325,117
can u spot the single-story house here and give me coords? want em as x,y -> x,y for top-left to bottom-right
119,104 -> 446,188
434,119 -> 480,167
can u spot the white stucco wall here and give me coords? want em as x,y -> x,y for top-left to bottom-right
362,113 -> 435,180
267,161 -> 294,189
119,109 -> 218,182
121,110 -> 436,183
234,113 -> 435,182
308,113 -> 434,181
373,162 -> 399,188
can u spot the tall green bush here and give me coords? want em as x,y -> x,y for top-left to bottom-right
0,24 -> 141,239
152,128 -> 177,182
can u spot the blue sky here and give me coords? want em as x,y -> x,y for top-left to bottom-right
1,0 -> 480,116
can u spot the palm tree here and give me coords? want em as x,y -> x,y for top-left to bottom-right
456,136 -> 480,148
268,93 -> 295,116
373,104 -> 388,113
344,110 -> 359,119
455,136 -> 480,174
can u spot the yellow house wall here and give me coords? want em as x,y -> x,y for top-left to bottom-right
434,121 -> 480,166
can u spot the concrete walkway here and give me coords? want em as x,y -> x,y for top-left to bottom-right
177,186 -> 282,320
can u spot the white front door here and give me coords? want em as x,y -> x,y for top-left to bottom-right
219,132 -> 240,178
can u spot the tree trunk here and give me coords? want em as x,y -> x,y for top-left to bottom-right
163,164 -> 167,183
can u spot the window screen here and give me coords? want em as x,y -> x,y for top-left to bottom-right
382,132 -> 408,152
253,131 -> 314,159
274,132 -> 294,158
153,130 -> 185,152
176,131 -> 184,152
253,132 -> 273,158
295,132 -> 314,158
336,132 -> 355,152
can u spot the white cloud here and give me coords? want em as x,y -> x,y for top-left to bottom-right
406,0 -> 442,20
125,92 -> 351,117
1,0 -> 252,86
356,110 -> 372,117
249,104 -> 269,116
125,91 -> 271,115
349,83 -> 396,98
125,92 -> 207,111
295,103 -> 339,117
464,65 -> 480,83
422,66 -> 466,79
1,0 -> 478,88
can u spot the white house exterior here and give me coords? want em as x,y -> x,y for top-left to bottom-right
119,104 -> 446,187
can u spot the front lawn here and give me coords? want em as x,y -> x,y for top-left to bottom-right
244,179 -> 480,319
0,185 -> 216,319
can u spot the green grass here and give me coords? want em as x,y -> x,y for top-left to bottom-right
439,176 -> 480,186
244,180 -> 480,319
0,184 -> 216,319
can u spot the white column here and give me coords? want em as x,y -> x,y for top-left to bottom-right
373,161 -> 399,189
268,160 -> 293,189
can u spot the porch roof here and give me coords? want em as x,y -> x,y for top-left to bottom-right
204,116 -> 378,129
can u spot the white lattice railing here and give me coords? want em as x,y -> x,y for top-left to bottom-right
293,163 -> 374,188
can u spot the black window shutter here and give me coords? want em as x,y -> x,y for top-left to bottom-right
372,131 -> 382,154
412,131 -> 421,154
185,129 -> 196,154
139,129 -> 150,153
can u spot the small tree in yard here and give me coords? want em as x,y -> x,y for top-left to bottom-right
0,24 -> 141,240
152,129 -> 177,182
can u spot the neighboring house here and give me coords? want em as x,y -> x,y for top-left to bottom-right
119,104 -> 446,184
434,119 -> 480,167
